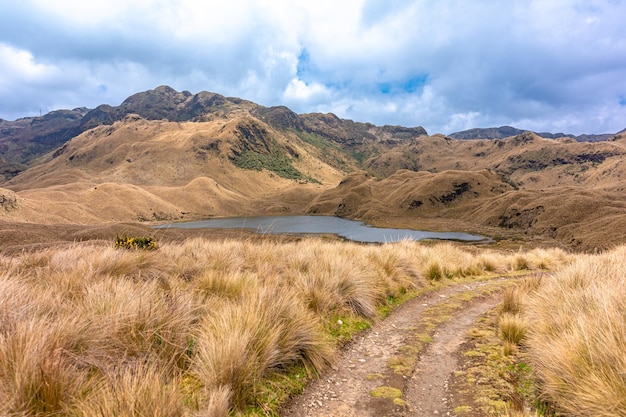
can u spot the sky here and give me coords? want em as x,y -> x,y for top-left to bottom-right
1,0 -> 625,135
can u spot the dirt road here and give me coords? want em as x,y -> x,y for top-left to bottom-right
280,277 -> 512,416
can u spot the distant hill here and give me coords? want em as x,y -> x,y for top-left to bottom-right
449,126 -> 614,142
0,108 -> 89,179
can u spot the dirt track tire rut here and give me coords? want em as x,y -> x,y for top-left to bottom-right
403,296 -> 502,416
280,277 -> 513,417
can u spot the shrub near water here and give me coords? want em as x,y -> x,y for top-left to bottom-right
115,234 -> 156,250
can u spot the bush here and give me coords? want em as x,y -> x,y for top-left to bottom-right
115,235 -> 157,250
231,149 -> 304,180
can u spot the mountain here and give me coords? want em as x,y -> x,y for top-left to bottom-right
362,131 -> 626,188
0,86 -> 271,181
450,126 -> 615,142
1,86 -> 626,251
0,108 -> 89,179
79,86 -> 258,130
0,86 -> 429,180
2,111 -> 352,224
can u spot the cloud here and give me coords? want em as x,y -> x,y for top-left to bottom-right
283,78 -> 332,103
0,0 -> 625,134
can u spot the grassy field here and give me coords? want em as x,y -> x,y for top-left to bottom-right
0,237 -> 581,416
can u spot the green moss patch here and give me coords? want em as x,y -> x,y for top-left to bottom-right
371,386 -> 402,399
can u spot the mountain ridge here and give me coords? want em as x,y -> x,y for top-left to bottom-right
448,125 -> 615,142
1,86 -> 626,251
2,86 -> 621,180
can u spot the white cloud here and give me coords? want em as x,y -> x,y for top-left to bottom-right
0,0 -> 625,134
0,43 -> 58,83
442,112 -> 483,134
283,78 -> 331,102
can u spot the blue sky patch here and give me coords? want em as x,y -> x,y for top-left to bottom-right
403,75 -> 428,93
377,74 -> 428,95
378,82 -> 392,94
297,49 -> 311,77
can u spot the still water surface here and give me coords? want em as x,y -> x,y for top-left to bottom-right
155,215 -> 487,243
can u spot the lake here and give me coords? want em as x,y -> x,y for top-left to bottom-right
154,215 -> 488,244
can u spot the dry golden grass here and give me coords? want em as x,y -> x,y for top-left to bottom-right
0,238 -> 568,416
498,313 -> 528,346
521,245 -> 626,416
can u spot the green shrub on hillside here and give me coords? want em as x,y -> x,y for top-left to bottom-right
232,148 -> 304,180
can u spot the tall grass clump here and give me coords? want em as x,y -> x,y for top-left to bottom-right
78,277 -> 198,373
497,275 -> 544,358
498,313 -> 528,345
414,242 -> 521,280
72,361 -> 186,417
0,316 -> 93,416
523,245 -> 626,416
366,242 -> 423,297
191,288 -> 333,410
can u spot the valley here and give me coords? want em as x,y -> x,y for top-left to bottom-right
1,86 -> 625,251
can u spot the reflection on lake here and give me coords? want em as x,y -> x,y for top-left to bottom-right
155,215 -> 487,243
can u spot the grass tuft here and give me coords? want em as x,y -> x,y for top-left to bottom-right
74,361 -> 186,417
191,289 -> 333,411
425,260 -> 443,280
498,313 -> 527,345
501,287 -> 522,315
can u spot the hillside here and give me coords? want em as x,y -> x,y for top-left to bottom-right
0,108 -> 89,180
363,132 -> 626,189
2,113 -> 346,224
449,125 -> 615,142
1,86 -> 626,251
0,86 -> 267,181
